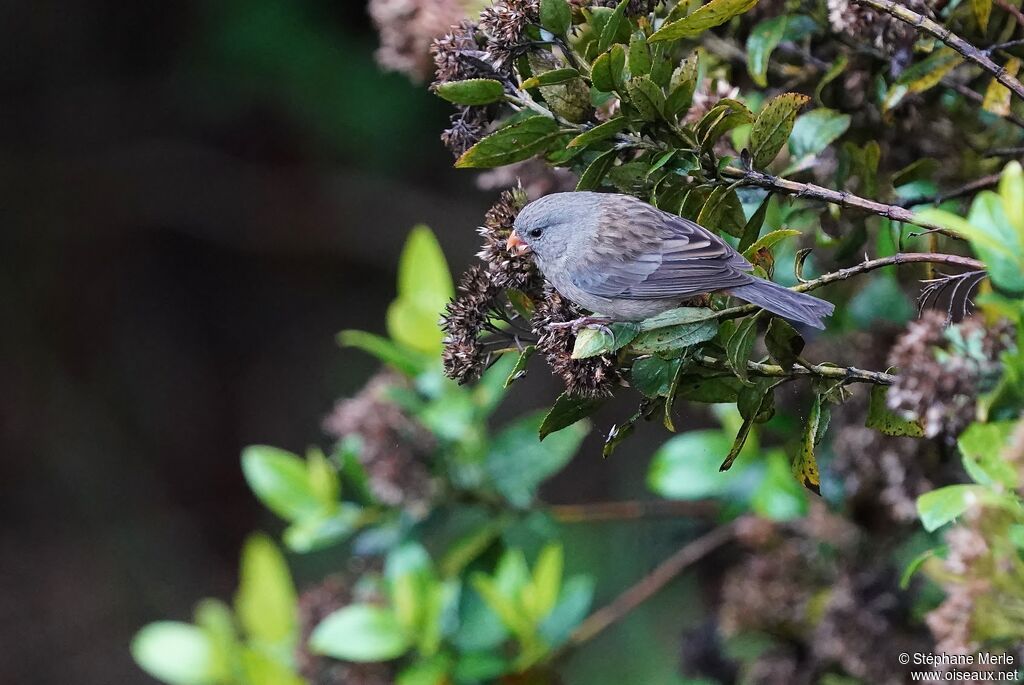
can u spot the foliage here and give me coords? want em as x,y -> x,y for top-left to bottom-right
134,1 -> 1024,683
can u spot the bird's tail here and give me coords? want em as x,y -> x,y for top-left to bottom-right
727,278 -> 835,330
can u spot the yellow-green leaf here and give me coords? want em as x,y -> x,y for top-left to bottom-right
972,0 -> 992,32
983,57 -> 1021,116
749,93 -> 809,168
792,393 -> 823,494
650,0 -> 760,42
568,117 -> 628,148
234,534 -> 298,646
866,385 -> 924,437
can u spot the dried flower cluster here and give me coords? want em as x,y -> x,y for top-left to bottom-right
323,372 -> 436,511
532,288 -> 621,397
887,311 -> 1015,438
826,0 -> 936,67
431,21 -> 496,156
369,0 -> 469,82
704,506 -> 933,684
479,0 -> 540,67
441,187 -> 618,397
441,263 -> 504,384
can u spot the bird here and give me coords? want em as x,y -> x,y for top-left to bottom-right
505,191 -> 834,329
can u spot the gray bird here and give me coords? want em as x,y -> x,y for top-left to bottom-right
506,191 -> 834,329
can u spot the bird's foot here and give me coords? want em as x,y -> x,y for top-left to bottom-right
547,316 -> 615,337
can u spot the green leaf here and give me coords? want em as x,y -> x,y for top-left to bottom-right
738,194 -> 771,252
456,116 -> 563,169
572,322 -> 640,358
753,450 -> 809,519
540,0 -> 572,35
749,92 -> 810,168
726,314 -> 759,383
598,0 -> 630,52
239,647 -> 305,685
626,75 -> 666,121
591,46 -> 627,92
632,355 -> 684,398
435,79 -> 505,105
764,317 -> 804,372
696,99 -> 754,149
916,484 -> 989,532
538,576 -> 594,648
488,412 -> 588,506
697,186 -> 747,238
648,429 -> 753,498
792,394 -> 823,494
666,50 -> 700,115
746,16 -> 787,87
649,0 -> 760,42
540,393 -> 606,440
283,505 -> 362,553
786,108 -> 850,169
919,197 -> 1024,293
388,225 -> 454,354
743,228 -> 800,264
628,31 -> 652,76
471,576 -> 533,640
639,306 -> 717,330
675,373 -> 743,403
234,534 -> 297,646
505,345 -> 537,388
866,385 -> 925,437
576,148 -> 619,191
959,422 -> 1018,488
815,53 -> 848,103
337,330 -> 428,377
630,318 -> 719,353
567,117 -> 628,148
522,67 -> 581,90
310,604 -> 411,662
892,158 -> 940,188
132,622 -> 218,685
242,446 -> 325,522
1000,160 -> 1024,236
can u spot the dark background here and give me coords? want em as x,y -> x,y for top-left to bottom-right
0,2 -> 691,682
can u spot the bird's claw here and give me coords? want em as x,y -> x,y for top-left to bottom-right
547,316 -> 615,338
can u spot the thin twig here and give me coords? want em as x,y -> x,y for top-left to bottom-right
855,0 -> 1024,102
696,355 -> 897,385
549,499 -> 718,523
988,146 -> 1024,156
995,0 -> 1024,27
723,167 -> 959,237
896,173 -> 1002,208
942,78 -> 1024,129
563,520 -> 740,651
709,252 -> 987,323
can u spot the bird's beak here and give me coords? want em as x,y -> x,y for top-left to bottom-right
506,231 -> 530,255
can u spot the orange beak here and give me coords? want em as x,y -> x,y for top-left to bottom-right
506,231 -> 530,255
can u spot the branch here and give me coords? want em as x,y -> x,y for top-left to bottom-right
896,173 -> 1002,208
549,499 -> 718,523
563,520 -> 740,651
695,355 -> 897,385
855,0 -> 1024,103
709,252 -> 987,322
723,167 -> 959,237
942,79 -> 1024,130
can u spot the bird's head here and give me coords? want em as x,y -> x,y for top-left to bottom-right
507,191 -> 598,264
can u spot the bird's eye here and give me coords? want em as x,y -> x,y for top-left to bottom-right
529,228 -> 543,238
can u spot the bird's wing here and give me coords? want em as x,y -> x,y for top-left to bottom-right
570,203 -> 753,300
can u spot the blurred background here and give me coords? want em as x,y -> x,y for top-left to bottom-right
0,2 -> 692,682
